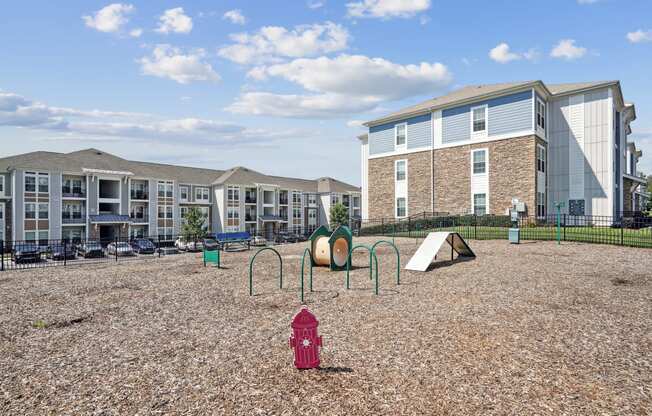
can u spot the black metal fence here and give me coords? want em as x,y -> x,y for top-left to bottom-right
0,225 -> 325,272
358,212 -> 652,249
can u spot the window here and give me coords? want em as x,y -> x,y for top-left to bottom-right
158,183 -> 165,198
0,176 -> 4,196
166,183 -> 173,198
308,209 -> 317,225
38,231 -> 49,246
471,105 -> 487,134
25,203 -> 36,219
537,192 -> 546,218
292,192 -> 302,204
536,99 -> 546,130
395,123 -> 407,148
396,197 -> 406,218
158,206 -> 165,219
308,194 -> 317,205
227,206 -> 240,227
180,206 -> 189,219
395,160 -> 406,181
25,174 -> 36,192
472,150 -> 487,175
0,203 -> 3,220
180,186 -> 189,202
227,186 -> 240,203
25,231 -> 36,242
331,194 -> 339,205
195,187 -> 210,202
473,193 -> 487,216
158,181 -> 173,198
537,145 -> 546,174
166,206 -> 173,219
38,175 -> 49,193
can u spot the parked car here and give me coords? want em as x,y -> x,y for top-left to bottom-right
131,238 -> 155,254
77,241 -> 105,258
276,232 -> 298,244
202,238 -> 219,251
293,233 -> 308,242
175,237 -> 204,252
107,242 -> 135,256
47,243 -> 76,261
12,243 -> 41,263
251,235 -> 267,247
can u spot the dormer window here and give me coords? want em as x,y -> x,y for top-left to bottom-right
471,105 -> 487,135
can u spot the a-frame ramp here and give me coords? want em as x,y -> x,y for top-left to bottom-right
405,232 -> 475,272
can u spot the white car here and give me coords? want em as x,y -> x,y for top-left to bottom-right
107,242 -> 134,256
251,236 -> 267,247
175,238 -> 204,252
174,238 -> 188,251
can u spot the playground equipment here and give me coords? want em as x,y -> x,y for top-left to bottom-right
300,248 -> 313,303
309,225 -> 352,271
248,247 -> 283,296
203,248 -> 221,267
289,306 -> 322,369
405,232 -> 475,272
345,240 -> 399,295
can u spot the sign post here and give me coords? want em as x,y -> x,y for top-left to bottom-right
554,201 -> 565,245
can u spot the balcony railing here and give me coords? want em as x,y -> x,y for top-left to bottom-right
279,198 -> 289,205
62,213 -> 86,224
130,213 -> 149,223
245,197 -> 257,204
62,188 -> 86,198
131,190 -> 149,200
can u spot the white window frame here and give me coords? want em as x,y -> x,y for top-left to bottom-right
195,187 -> 210,202
395,159 -> 407,181
536,191 -> 546,219
165,206 -> 173,219
471,149 -> 487,175
536,144 -> 546,174
470,104 -> 488,138
472,193 -> 487,216
0,203 -> 4,241
395,197 -> 407,218
25,203 -> 36,220
536,98 -> 546,132
394,122 -> 407,150
0,175 -> 4,197
158,205 -> 165,219
179,186 -> 189,202
24,172 -> 37,193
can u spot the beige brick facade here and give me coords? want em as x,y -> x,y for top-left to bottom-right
367,150 -> 432,219
368,135 -> 544,219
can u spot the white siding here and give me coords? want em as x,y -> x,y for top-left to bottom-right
360,137 -> 369,220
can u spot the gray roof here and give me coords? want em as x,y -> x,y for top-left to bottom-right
365,80 -> 622,127
0,148 -> 360,193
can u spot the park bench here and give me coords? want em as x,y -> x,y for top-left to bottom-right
214,231 -> 251,251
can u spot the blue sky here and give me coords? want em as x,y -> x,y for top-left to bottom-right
1,0 -> 651,184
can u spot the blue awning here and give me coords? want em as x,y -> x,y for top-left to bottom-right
89,214 -> 131,223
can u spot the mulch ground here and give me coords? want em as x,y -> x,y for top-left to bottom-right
1,238 -> 650,415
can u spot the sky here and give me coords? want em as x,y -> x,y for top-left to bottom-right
1,0 -> 651,185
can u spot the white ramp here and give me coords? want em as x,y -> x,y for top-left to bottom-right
405,232 -> 475,272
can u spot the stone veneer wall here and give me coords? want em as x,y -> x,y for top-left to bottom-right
367,150 -> 432,219
434,135 -> 539,216
367,135 -> 541,219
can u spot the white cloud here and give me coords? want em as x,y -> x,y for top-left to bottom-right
248,54 -> 452,100
227,92 -> 380,118
223,9 -> 246,25
489,43 -> 521,63
156,7 -> 193,34
489,43 -> 540,63
82,3 -> 134,33
550,39 -> 587,60
0,90 -> 299,145
307,0 -> 325,9
138,45 -> 220,84
626,29 -> 652,43
217,22 -> 349,64
232,54 -> 452,118
346,119 -> 365,128
346,0 -> 430,19
577,0 -> 599,4
129,28 -> 143,38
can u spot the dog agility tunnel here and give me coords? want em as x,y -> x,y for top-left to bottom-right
309,225 -> 353,271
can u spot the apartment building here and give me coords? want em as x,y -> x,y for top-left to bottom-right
358,80 -> 645,220
0,149 -> 361,243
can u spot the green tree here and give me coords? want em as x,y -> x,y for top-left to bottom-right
181,207 -> 207,240
329,202 -> 349,229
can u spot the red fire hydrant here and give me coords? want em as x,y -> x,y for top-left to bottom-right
289,307 -> 322,369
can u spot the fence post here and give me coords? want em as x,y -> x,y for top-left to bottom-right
158,235 -> 161,258
115,236 -> 118,262
408,217 -> 411,239
381,218 -> 385,236
63,240 -> 67,267
620,224 -> 624,246
563,214 -> 566,242
1,240 -> 4,272
474,215 -> 477,240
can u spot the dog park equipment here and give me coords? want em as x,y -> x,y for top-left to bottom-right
213,231 -> 251,251
346,240 -> 400,295
554,201 -> 566,245
309,225 -> 353,271
203,248 -> 220,267
248,247 -> 283,296
405,232 -> 475,272
289,306 -> 322,369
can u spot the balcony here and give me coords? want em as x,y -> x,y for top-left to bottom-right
279,198 -> 289,205
130,213 -> 149,223
245,196 -> 257,204
131,190 -> 149,200
62,187 -> 86,198
62,213 -> 86,224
